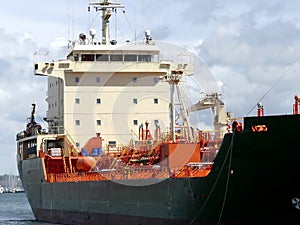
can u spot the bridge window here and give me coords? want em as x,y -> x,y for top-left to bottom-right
82,54 -> 95,61
110,54 -> 123,61
124,54 -> 137,62
96,54 -> 109,61
138,55 -> 151,62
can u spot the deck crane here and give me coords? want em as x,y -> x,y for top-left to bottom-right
189,93 -> 231,138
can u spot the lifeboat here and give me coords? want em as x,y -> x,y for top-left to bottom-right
76,157 -> 96,172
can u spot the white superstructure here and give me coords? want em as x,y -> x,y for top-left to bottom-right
34,1 -> 173,152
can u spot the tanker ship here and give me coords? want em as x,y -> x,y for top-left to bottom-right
16,1 -> 300,224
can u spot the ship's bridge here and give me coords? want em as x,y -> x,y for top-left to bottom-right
34,41 -> 170,77
66,42 -> 160,64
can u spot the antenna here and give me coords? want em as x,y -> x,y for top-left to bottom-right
67,0 -> 75,44
89,0 -> 125,45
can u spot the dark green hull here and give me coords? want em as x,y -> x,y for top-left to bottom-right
18,114 -> 300,224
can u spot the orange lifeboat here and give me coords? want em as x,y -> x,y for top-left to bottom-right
76,157 -> 96,172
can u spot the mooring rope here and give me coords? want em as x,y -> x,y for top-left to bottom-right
247,57 -> 300,116
215,128 -> 235,225
189,131 -> 236,225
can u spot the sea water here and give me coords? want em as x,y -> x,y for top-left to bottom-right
0,192 -> 58,225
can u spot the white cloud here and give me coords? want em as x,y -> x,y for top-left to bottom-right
0,29 -> 47,174
198,1 -> 300,117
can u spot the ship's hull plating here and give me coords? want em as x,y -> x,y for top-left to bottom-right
18,115 -> 300,224
31,208 -> 300,225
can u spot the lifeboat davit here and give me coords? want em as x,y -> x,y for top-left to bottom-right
76,157 -> 96,172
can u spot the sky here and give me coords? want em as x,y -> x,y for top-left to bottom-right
1,0 -> 300,174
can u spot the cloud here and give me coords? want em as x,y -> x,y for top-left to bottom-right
0,29 -> 47,174
195,1 -> 300,117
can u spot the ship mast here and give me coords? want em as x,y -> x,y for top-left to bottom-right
89,0 -> 124,45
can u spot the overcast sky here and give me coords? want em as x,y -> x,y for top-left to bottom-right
1,0 -> 300,175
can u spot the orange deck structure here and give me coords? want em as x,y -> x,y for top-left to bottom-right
41,129 -> 219,183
